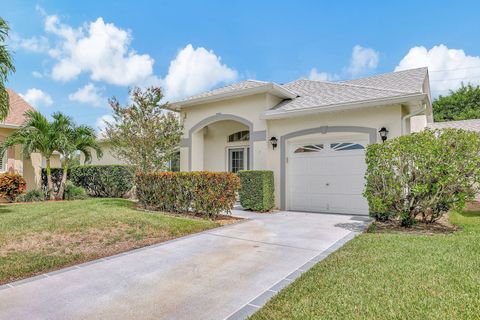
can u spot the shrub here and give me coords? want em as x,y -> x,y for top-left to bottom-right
238,170 -> 275,211
16,189 -> 45,202
64,181 -> 87,200
0,173 -> 27,202
364,128 -> 480,225
135,171 -> 240,218
69,165 -> 133,198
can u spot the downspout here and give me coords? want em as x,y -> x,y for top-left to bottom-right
401,103 -> 426,135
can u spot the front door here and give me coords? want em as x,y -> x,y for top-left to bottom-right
228,147 -> 249,173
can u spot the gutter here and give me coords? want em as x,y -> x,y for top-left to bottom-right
0,123 -> 21,129
261,93 -> 428,120
401,103 -> 426,135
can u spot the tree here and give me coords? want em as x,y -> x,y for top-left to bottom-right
104,86 -> 182,173
0,17 -> 15,120
54,113 -> 102,199
433,83 -> 480,122
0,110 -> 68,199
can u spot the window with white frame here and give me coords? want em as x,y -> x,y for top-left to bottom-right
0,151 -> 7,172
228,147 -> 249,173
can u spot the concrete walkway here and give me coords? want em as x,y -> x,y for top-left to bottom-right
0,210 -> 370,320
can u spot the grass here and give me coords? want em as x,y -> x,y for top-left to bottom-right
0,198 -> 219,285
251,210 -> 480,320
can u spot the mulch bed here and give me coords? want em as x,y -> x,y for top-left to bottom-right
368,213 -> 459,235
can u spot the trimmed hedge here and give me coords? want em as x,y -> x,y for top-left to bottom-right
42,165 -> 134,198
135,171 -> 240,218
69,165 -> 133,198
238,170 -> 275,211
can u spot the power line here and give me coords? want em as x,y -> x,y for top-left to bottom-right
429,66 -> 480,73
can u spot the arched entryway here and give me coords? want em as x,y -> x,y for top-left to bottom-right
188,114 -> 256,172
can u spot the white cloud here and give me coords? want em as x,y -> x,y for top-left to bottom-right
44,14 -> 155,86
396,44 -> 480,94
68,83 -> 106,107
162,44 -> 238,100
308,68 -> 338,81
10,33 -> 49,53
95,114 -> 114,137
32,71 -> 43,78
347,45 -> 379,75
20,88 -> 53,108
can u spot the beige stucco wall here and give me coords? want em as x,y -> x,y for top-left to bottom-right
180,93 -> 281,171
266,104 -> 403,206
80,143 -> 126,165
180,93 -> 427,208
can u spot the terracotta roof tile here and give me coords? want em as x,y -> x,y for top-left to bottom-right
4,89 -> 35,126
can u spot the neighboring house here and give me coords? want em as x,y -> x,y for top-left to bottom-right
170,67 -> 432,215
428,119 -> 480,132
80,140 -> 180,171
3,89 -> 61,190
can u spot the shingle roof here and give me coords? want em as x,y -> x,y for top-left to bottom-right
428,119 -> 480,132
173,68 -> 429,114
176,80 -> 271,102
270,79 -> 418,112
3,89 -> 35,126
341,67 -> 428,93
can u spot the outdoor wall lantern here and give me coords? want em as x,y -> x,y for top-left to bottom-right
379,127 -> 389,143
269,136 -> 278,150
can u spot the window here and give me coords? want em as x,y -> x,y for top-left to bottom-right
294,144 -> 324,153
0,151 -> 6,172
228,130 -> 249,142
168,150 -> 180,172
228,147 -> 249,173
330,142 -> 364,151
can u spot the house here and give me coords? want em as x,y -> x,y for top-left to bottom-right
2,89 -> 61,190
170,67 -> 432,215
428,119 -> 480,132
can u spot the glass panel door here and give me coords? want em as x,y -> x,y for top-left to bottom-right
229,148 -> 245,173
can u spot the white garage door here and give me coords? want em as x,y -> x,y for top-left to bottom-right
287,140 -> 369,215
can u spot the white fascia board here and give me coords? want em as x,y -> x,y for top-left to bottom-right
170,84 -> 296,110
0,123 -> 22,129
261,93 -> 428,120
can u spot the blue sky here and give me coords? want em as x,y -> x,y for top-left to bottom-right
3,0 -> 480,131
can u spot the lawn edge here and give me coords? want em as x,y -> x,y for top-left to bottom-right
1,214 -> 250,288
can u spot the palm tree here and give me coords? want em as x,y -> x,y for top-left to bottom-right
0,110 -> 68,199
0,17 -> 15,120
55,113 -> 102,199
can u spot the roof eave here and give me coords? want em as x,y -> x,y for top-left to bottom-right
169,83 -> 296,110
261,93 -> 428,120
0,123 -> 22,129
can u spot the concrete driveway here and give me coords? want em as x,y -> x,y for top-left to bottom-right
0,210 -> 370,320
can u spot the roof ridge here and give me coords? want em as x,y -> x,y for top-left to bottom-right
285,78 -> 415,95
342,67 -> 428,83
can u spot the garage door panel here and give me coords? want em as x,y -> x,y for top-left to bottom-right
288,139 -> 369,215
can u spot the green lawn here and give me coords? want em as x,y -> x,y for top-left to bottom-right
251,210 -> 480,320
0,198 -> 219,285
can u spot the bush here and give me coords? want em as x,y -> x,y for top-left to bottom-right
364,128 -> 480,225
0,173 -> 27,202
238,170 -> 275,211
135,171 -> 240,218
16,189 -> 44,202
42,165 -> 133,198
69,165 -> 133,198
64,181 -> 87,200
